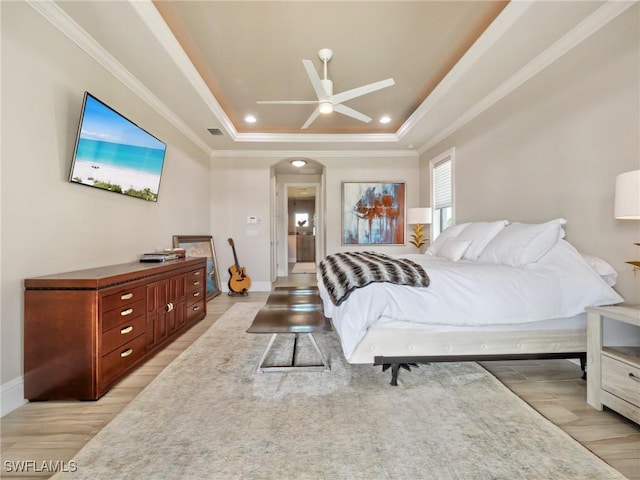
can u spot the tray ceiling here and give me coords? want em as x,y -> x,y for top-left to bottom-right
42,0 -> 625,154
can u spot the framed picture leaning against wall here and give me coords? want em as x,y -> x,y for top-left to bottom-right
172,235 -> 221,300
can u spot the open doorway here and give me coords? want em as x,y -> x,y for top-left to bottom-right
271,159 -> 324,279
286,185 -> 318,273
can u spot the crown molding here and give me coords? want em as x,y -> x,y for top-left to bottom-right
232,132 -> 399,143
27,0 -> 212,154
128,0 -> 238,139
398,0 -> 534,141
210,149 -> 418,159
417,0 -> 636,154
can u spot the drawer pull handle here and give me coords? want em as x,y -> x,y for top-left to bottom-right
193,281 -> 200,286
165,303 -> 174,313
120,308 -> 133,316
194,271 -> 201,276
120,326 -> 133,335
120,348 -> 133,358
193,291 -> 200,297
629,373 -> 640,383
193,305 -> 200,311
120,293 -> 134,300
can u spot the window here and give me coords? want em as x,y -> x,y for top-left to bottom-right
431,149 -> 454,239
295,213 -> 309,228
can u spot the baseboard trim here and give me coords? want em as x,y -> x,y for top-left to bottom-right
1,376 -> 26,417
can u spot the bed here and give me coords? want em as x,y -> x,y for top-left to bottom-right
317,219 -> 624,385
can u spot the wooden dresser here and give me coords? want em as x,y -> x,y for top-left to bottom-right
24,257 -> 207,401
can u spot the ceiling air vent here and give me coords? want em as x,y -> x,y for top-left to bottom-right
207,128 -> 223,136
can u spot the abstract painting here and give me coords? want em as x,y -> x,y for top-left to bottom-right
342,182 -> 406,245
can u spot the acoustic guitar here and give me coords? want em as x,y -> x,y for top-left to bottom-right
227,238 -> 251,294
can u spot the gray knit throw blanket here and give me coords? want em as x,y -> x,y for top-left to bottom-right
319,251 -> 430,306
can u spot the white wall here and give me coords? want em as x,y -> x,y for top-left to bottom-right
420,4 -> 640,304
1,2 -> 211,415
210,156 -> 273,292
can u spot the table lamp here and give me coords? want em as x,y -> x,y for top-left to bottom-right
614,169 -> 640,270
407,207 -> 432,250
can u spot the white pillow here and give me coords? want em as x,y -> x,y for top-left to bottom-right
455,220 -> 509,261
478,218 -> 566,267
426,223 -> 470,257
439,238 -> 472,261
582,254 -> 618,287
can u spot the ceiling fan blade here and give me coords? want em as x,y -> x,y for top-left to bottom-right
331,78 -> 395,105
301,107 -> 321,130
302,59 -> 330,100
257,100 -> 318,104
333,104 -> 372,123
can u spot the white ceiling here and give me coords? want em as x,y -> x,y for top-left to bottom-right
37,0 -> 629,156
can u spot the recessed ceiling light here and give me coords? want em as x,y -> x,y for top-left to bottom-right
245,114 -> 257,123
380,115 -> 391,124
291,159 -> 307,167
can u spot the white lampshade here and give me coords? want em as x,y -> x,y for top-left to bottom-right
614,169 -> 640,220
407,207 -> 432,225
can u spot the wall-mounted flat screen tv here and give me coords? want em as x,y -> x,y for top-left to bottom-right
68,92 -> 167,202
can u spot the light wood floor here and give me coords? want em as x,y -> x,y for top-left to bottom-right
2,270 -> 639,479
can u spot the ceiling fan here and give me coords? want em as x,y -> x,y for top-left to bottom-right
257,48 -> 395,130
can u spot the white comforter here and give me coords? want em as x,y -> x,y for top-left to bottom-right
318,240 -> 623,360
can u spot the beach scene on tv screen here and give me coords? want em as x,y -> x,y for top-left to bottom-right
69,95 -> 166,202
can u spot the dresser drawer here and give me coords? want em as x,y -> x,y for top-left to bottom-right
602,354 -> 640,408
186,288 -> 204,306
187,299 -> 206,322
102,315 -> 147,355
102,286 -> 146,312
102,333 -> 146,385
102,298 -> 146,332
187,268 -> 206,293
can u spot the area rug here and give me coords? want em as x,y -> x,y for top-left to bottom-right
54,302 -> 625,480
291,262 -> 316,274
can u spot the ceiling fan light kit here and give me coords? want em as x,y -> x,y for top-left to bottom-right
319,102 -> 333,114
257,48 -> 395,129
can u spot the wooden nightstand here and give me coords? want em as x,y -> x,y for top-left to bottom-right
586,305 -> 640,424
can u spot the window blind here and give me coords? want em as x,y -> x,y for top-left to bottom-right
433,159 -> 452,209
